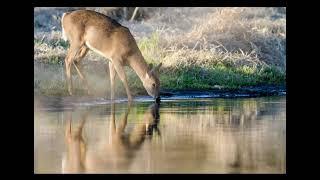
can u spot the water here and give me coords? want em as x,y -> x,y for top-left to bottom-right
34,96 -> 286,174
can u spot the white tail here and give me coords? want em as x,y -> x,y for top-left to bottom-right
61,13 -> 68,41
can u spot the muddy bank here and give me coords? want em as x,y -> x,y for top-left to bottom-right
161,85 -> 286,98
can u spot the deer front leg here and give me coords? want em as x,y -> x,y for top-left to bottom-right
112,60 -> 133,103
108,62 -> 116,101
73,46 -> 92,95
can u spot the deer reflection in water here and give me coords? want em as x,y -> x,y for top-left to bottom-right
62,102 -> 160,173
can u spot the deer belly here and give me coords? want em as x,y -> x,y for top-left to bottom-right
85,41 -> 109,59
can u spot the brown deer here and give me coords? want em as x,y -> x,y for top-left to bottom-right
62,102 -> 161,173
61,10 -> 162,103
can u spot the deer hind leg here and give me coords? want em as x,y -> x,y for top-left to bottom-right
108,62 -> 116,101
73,46 -> 88,72
65,48 -> 76,95
73,46 -> 92,95
112,59 -> 132,103
64,41 -> 86,95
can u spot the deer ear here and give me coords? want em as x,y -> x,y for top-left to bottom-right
156,62 -> 162,72
151,62 -> 162,73
148,63 -> 153,70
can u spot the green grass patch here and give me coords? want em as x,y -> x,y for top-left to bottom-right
34,38 -> 69,49
46,55 -> 64,64
160,64 -> 285,91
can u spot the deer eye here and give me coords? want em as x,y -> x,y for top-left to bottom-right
152,83 -> 156,87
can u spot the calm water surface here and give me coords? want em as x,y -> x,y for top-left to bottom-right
34,96 -> 286,173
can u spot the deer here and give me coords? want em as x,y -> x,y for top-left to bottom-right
62,102 -> 161,173
61,10 -> 162,103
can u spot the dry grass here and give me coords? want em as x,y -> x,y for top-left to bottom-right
34,7 -> 286,96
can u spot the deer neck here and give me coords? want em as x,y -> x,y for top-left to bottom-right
128,52 -> 150,83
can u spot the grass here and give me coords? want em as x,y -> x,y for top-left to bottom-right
34,7 -> 286,97
136,32 -> 285,91
161,65 -> 285,90
160,64 -> 285,91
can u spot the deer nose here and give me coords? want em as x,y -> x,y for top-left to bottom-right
155,96 -> 161,103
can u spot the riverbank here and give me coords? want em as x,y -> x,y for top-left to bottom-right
161,85 -> 286,98
34,85 -> 285,111
34,7 -> 285,97
34,60 -> 285,97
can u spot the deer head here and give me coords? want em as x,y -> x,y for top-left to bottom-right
143,63 -> 162,100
